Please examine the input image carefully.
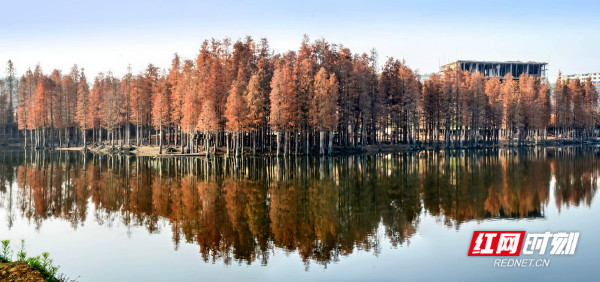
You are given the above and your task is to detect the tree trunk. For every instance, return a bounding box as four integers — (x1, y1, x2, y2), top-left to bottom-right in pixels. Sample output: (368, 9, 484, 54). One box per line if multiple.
(252, 131, 256, 156)
(361, 124, 366, 148)
(65, 127, 70, 148)
(226, 133, 230, 156)
(306, 129, 310, 155)
(319, 131, 325, 155)
(236, 132, 240, 158)
(328, 131, 334, 155)
(159, 125, 163, 155)
(276, 130, 282, 156)
(284, 131, 289, 156)
(83, 129, 87, 151)
(294, 130, 299, 155)
(205, 133, 211, 158)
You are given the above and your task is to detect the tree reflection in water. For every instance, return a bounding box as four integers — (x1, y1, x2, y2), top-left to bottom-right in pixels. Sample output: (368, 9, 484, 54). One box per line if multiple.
(0, 147, 597, 267)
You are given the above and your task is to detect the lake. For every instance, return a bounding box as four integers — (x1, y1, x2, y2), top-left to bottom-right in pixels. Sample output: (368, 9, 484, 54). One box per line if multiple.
(0, 147, 598, 281)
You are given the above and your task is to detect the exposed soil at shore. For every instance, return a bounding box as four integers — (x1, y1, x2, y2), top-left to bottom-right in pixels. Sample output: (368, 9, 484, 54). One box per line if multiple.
(0, 260, 45, 282)
(56, 145, 162, 156)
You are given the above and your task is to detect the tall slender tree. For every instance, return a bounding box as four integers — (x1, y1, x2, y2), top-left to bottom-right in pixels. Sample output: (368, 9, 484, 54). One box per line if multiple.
(310, 67, 339, 155)
(76, 70, 90, 149)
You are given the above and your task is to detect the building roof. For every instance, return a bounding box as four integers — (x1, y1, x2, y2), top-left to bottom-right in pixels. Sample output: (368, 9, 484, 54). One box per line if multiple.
(441, 60, 548, 69)
(446, 60, 547, 65)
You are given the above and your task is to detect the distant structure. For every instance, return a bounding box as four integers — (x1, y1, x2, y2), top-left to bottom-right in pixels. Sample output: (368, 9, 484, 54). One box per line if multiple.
(441, 60, 548, 80)
(565, 72, 600, 87)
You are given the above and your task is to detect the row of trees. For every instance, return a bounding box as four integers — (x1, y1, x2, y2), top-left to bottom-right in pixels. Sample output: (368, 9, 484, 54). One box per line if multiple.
(3, 36, 599, 155)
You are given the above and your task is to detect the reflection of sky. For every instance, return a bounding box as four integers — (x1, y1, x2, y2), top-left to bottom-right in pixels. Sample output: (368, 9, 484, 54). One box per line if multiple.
(1, 1, 599, 81)
(1, 176, 598, 281)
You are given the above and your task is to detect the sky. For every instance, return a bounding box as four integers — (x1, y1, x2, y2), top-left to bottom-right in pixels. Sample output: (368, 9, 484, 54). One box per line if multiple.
(1, 0, 598, 81)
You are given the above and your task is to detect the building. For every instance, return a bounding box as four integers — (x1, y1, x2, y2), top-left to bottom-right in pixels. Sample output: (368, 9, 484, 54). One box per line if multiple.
(441, 60, 548, 80)
(564, 72, 600, 87)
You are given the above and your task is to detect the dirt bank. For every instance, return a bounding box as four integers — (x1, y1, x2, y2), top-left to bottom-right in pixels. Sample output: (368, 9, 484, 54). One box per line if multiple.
(0, 260, 45, 282)
(56, 145, 161, 156)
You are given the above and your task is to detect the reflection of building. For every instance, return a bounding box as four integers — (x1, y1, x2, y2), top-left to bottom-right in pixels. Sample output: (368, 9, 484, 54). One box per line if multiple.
(441, 60, 548, 80)
(565, 72, 600, 87)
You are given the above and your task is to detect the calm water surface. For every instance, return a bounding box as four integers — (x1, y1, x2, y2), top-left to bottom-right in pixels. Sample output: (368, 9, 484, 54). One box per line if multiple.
(0, 148, 598, 281)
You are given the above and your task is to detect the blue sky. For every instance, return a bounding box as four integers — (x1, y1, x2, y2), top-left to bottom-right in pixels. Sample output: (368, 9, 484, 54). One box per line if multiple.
(1, 0, 598, 80)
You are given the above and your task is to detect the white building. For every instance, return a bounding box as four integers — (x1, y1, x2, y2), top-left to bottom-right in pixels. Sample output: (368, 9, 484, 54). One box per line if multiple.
(565, 72, 600, 87)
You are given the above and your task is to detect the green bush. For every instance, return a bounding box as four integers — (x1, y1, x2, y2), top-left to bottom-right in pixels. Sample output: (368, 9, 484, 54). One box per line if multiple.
(1, 240, 11, 261)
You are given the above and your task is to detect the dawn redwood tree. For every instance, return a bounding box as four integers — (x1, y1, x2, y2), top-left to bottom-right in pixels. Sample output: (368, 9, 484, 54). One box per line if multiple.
(352, 52, 378, 148)
(131, 65, 158, 146)
(569, 79, 584, 139)
(379, 58, 401, 144)
(294, 36, 316, 155)
(121, 66, 133, 147)
(230, 37, 255, 87)
(518, 74, 536, 144)
(485, 77, 503, 143)
(16, 69, 35, 148)
(422, 73, 443, 146)
(188, 41, 212, 154)
(197, 99, 219, 157)
(398, 61, 421, 147)
(143, 65, 159, 145)
(167, 54, 181, 146)
(280, 52, 301, 156)
(60, 65, 80, 147)
(441, 69, 458, 147)
(537, 79, 552, 141)
(336, 47, 356, 148)
(178, 59, 198, 153)
(310, 67, 339, 155)
(102, 74, 123, 148)
(553, 73, 572, 139)
(469, 72, 486, 147)
(456, 71, 472, 147)
(583, 77, 599, 138)
(197, 46, 225, 157)
(76, 70, 90, 149)
(32, 75, 50, 147)
(326, 72, 340, 153)
(152, 77, 171, 154)
(225, 79, 248, 157)
(245, 73, 268, 155)
(6, 60, 17, 137)
(255, 39, 274, 152)
(501, 74, 517, 145)
(89, 75, 105, 145)
(50, 69, 66, 147)
(269, 62, 285, 156)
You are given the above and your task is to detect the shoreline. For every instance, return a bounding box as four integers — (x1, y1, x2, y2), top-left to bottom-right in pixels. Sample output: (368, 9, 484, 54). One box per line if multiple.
(1, 138, 598, 157)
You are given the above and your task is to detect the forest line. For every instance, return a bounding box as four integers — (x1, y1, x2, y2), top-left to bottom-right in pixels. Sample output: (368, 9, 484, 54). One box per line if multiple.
(0, 36, 598, 156)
